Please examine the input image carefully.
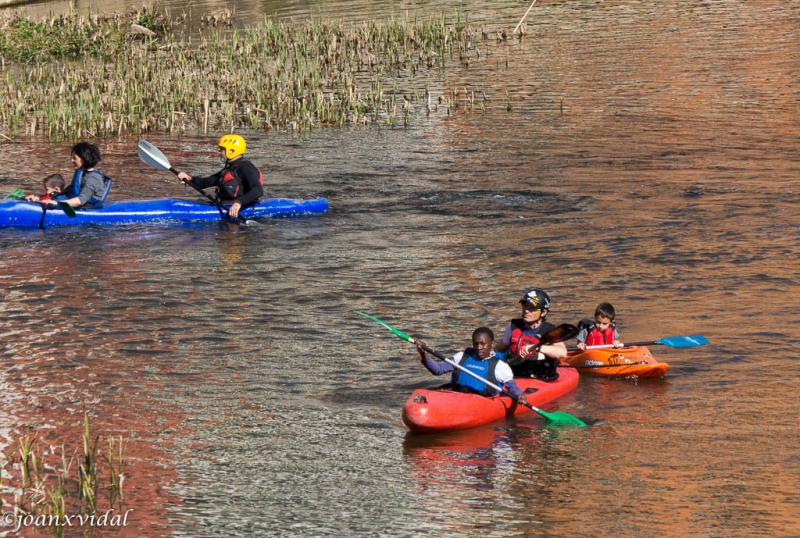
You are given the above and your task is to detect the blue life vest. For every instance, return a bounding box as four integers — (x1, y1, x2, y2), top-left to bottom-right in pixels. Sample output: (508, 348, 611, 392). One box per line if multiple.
(66, 169, 113, 208)
(451, 349, 500, 397)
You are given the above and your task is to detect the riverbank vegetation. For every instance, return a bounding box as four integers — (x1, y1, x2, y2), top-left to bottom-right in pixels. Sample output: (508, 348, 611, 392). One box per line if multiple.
(0, 3, 495, 140)
(1, 414, 126, 536)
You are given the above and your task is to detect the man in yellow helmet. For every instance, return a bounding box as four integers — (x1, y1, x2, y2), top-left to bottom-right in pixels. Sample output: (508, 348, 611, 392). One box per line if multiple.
(177, 135, 264, 218)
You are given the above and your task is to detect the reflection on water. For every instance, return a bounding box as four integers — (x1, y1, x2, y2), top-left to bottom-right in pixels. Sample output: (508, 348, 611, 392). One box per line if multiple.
(1, 0, 800, 536)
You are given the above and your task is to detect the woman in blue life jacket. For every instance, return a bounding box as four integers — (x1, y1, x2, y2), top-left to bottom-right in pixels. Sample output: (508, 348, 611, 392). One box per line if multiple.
(28, 142, 112, 209)
(415, 327, 529, 406)
(176, 134, 264, 219)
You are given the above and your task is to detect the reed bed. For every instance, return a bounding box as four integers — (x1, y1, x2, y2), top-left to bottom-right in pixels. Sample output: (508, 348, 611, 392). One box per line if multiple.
(0, 4, 489, 139)
(1, 413, 126, 535)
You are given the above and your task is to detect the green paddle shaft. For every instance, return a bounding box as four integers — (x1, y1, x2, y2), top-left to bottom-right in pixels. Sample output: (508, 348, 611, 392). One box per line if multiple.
(354, 311, 587, 427)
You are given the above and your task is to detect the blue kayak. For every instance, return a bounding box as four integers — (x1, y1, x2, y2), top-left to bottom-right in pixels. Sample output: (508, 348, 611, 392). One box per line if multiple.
(0, 197, 328, 227)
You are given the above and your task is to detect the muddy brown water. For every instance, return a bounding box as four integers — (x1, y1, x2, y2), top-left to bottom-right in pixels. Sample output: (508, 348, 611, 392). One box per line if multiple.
(1, 1, 799, 537)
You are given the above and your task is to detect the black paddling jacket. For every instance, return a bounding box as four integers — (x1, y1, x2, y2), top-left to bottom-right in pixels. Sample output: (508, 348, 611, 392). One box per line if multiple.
(190, 158, 264, 208)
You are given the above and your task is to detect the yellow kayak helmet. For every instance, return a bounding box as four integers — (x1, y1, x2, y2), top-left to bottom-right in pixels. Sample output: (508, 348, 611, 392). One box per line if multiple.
(218, 134, 246, 160)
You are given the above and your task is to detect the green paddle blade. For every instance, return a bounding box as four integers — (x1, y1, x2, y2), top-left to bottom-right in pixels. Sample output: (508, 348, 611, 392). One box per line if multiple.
(539, 410, 588, 427)
(4, 188, 24, 199)
(354, 311, 414, 343)
(57, 201, 77, 218)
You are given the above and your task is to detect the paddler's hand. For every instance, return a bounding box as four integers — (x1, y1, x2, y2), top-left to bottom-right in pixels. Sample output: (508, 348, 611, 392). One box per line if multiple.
(577, 342, 587, 350)
(520, 345, 546, 360)
(177, 171, 192, 184)
(229, 202, 242, 218)
(415, 340, 428, 362)
(25, 194, 41, 202)
(516, 394, 527, 406)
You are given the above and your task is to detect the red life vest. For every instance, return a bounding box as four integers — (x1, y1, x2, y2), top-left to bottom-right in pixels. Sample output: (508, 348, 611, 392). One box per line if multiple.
(508, 319, 554, 356)
(508, 319, 527, 356)
(586, 326, 615, 346)
(218, 166, 263, 200)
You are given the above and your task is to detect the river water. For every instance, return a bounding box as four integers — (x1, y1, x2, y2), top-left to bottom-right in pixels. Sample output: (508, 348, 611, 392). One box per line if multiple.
(1, 0, 799, 537)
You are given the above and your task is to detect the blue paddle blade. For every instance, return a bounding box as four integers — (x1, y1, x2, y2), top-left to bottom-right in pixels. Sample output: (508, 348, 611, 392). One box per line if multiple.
(656, 335, 708, 347)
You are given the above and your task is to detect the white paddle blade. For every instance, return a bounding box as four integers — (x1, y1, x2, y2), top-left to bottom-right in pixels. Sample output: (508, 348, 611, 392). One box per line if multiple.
(137, 140, 171, 171)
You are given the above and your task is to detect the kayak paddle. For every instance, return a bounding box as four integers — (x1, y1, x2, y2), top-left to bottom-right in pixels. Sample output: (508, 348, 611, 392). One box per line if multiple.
(537, 323, 579, 347)
(354, 311, 587, 427)
(38, 200, 76, 227)
(137, 139, 248, 223)
(571, 334, 709, 351)
(512, 322, 579, 361)
(57, 201, 77, 218)
(3, 189, 74, 221)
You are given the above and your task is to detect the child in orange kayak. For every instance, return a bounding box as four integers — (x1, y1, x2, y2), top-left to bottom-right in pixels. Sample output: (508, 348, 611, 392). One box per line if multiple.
(576, 302, 623, 350)
(25, 174, 65, 202)
(415, 327, 529, 405)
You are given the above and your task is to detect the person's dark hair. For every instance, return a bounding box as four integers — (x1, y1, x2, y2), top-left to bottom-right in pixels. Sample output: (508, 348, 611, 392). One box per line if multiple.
(43, 174, 65, 190)
(71, 142, 101, 169)
(595, 302, 616, 320)
(472, 326, 494, 342)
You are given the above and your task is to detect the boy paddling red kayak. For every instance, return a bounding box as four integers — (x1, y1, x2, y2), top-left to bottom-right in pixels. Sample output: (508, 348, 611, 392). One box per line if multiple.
(415, 327, 531, 406)
(354, 311, 586, 429)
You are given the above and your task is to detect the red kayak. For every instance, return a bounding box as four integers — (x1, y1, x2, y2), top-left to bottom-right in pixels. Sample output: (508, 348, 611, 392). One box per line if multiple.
(402, 365, 579, 433)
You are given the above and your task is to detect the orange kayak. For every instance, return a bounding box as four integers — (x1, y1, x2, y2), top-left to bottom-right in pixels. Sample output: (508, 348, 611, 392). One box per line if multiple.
(565, 346, 669, 378)
(402, 365, 579, 433)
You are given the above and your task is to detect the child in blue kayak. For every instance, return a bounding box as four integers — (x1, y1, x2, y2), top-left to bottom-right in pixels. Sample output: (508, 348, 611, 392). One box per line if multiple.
(415, 327, 529, 405)
(576, 302, 623, 350)
(28, 143, 112, 209)
(25, 174, 65, 202)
